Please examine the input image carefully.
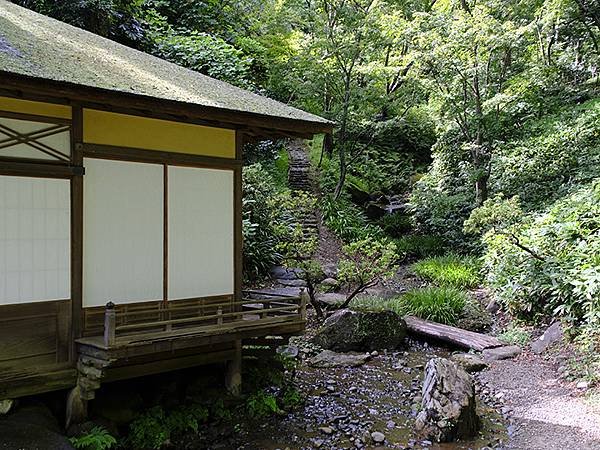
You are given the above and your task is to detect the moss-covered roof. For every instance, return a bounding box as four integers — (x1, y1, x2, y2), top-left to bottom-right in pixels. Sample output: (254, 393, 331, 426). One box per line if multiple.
(0, 1, 331, 132)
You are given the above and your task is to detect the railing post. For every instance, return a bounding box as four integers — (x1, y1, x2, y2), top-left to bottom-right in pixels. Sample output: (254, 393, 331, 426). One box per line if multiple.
(217, 307, 223, 326)
(104, 301, 116, 347)
(300, 288, 308, 321)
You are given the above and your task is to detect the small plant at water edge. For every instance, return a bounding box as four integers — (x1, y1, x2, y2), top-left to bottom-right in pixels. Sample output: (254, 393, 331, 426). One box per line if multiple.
(69, 426, 117, 450)
(246, 391, 281, 417)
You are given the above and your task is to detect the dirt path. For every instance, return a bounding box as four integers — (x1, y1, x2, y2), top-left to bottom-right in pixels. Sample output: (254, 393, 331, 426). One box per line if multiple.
(479, 353, 600, 450)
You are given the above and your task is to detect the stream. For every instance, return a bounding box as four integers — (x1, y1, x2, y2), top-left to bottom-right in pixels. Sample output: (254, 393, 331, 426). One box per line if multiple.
(234, 340, 507, 450)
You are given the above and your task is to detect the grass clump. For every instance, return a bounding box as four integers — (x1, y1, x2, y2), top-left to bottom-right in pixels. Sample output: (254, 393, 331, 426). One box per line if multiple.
(412, 254, 481, 288)
(351, 286, 468, 325)
(400, 287, 468, 324)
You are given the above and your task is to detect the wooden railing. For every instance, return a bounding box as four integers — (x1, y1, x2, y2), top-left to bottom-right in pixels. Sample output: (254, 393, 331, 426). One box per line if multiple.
(101, 290, 308, 347)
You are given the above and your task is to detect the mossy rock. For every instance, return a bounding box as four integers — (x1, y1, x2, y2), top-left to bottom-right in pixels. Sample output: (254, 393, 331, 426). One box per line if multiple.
(312, 309, 407, 352)
(456, 300, 492, 332)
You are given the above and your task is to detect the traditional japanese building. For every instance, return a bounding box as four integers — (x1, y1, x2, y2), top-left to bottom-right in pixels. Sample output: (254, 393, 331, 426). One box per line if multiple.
(0, 0, 331, 419)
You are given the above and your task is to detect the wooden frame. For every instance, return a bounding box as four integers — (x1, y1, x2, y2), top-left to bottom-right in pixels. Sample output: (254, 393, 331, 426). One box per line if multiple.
(0, 109, 72, 163)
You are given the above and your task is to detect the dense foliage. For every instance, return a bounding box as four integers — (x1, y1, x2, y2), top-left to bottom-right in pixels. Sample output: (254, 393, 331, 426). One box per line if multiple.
(242, 164, 282, 280)
(476, 182, 600, 328)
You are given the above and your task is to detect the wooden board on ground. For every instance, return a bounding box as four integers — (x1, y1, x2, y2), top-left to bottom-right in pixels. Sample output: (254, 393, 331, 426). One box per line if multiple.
(405, 316, 504, 351)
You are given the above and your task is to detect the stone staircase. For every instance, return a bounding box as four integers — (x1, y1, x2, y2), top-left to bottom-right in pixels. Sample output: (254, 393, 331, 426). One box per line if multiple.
(287, 140, 312, 192)
(287, 140, 319, 243)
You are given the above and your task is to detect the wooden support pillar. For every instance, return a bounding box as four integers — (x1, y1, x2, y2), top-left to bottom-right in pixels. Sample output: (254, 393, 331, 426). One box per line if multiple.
(67, 354, 113, 427)
(300, 288, 308, 321)
(65, 386, 87, 429)
(225, 340, 242, 396)
(103, 302, 116, 347)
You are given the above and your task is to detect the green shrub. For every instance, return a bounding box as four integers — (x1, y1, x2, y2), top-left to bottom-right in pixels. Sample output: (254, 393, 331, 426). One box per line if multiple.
(281, 386, 303, 410)
(568, 326, 600, 385)
(412, 254, 481, 288)
(242, 164, 282, 280)
(246, 391, 281, 418)
(128, 407, 168, 450)
(491, 98, 600, 208)
(149, 23, 252, 88)
(377, 212, 412, 237)
(321, 195, 383, 243)
(127, 405, 209, 449)
(351, 287, 467, 325)
(408, 137, 479, 251)
(70, 427, 116, 450)
(393, 235, 446, 259)
(337, 238, 399, 307)
(481, 180, 600, 326)
(498, 324, 532, 347)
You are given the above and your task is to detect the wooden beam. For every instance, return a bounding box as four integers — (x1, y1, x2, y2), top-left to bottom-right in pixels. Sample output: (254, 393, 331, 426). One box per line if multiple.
(0, 367, 76, 399)
(234, 131, 244, 310)
(404, 316, 504, 351)
(0, 160, 82, 178)
(103, 349, 236, 383)
(82, 143, 241, 169)
(71, 105, 84, 359)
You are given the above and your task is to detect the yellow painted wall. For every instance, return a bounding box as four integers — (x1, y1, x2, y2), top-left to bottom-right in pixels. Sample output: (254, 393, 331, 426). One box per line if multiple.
(0, 96, 71, 119)
(83, 109, 236, 159)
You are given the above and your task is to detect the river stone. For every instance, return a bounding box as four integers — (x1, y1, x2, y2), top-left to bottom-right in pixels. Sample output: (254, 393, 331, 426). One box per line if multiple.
(451, 353, 487, 373)
(312, 309, 407, 352)
(270, 265, 302, 280)
(276, 344, 299, 359)
(277, 278, 307, 287)
(321, 278, 339, 287)
(482, 345, 521, 362)
(371, 431, 386, 443)
(531, 322, 562, 354)
(415, 357, 480, 442)
(0, 400, 13, 415)
(309, 350, 370, 368)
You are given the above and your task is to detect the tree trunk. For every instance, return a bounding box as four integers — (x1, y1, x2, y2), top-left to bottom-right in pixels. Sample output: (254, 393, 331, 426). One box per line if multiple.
(307, 279, 324, 319)
(333, 74, 352, 200)
(475, 175, 488, 206)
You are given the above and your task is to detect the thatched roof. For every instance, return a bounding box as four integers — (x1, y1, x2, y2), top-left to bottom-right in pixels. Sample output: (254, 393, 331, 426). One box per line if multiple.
(0, 1, 332, 134)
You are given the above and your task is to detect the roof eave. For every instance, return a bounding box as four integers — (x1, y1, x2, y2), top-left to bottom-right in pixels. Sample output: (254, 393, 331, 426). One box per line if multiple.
(0, 71, 335, 138)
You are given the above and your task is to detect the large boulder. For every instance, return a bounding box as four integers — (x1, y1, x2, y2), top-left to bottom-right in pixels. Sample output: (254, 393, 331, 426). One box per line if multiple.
(0, 404, 74, 450)
(312, 309, 407, 352)
(531, 322, 563, 354)
(415, 357, 480, 442)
